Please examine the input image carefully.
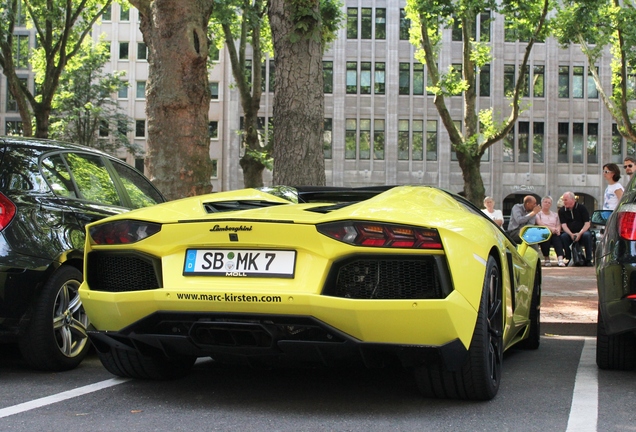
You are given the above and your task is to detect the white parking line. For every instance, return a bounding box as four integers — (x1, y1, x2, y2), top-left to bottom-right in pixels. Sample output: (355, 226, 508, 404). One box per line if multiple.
(0, 377, 129, 419)
(566, 338, 598, 432)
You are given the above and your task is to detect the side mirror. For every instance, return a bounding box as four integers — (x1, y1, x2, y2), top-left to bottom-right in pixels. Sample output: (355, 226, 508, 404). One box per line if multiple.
(591, 209, 612, 226)
(520, 225, 552, 244)
(517, 226, 551, 256)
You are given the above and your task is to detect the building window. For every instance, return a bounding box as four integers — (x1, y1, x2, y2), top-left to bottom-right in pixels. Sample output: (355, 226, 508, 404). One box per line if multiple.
(399, 63, 410, 95)
(136, 81, 146, 99)
(375, 8, 386, 40)
(412, 120, 424, 161)
(102, 5, 112, 21)
(135, 120, 146, 138)
(99, 120, 109, 137)
(533, 122, 544, 163)
(413, 63, 424, 95)
(533, 65, 545, 97)
(210, 82, 219, 100)
(573, 66, 584, 98)
(210, 45, 220, 62)
(244, 59, 252, 90)
(359, 119, 371, 159)
(374, 119, 385, 160)
(480, 11, 491, 42)
(521, 65, 530, 97)
(118, 82, 129, 99)
(323, 61, 333, 94)
(6, 78, 26, 112)
(588, 123, 598, 164)
(452, 18, 463, 41)
(119, 42, 129, 60)
(120, 4, 130, 21)
(427, 121, 438, 161)
(347, 8, 358, 39)
(518, 121, 530, 162)
(13, 34, 29, 69)
(374, 62, 385, 95)
(135, 158, 144, 172)
(558, 122, 569, 163)
(573, 122, 584, 163)
(5, 120, 23, 136)
(117, 119, 127, 136)
(137, 42, 147, 60)
(323, 118, 332, 159)
(588, 67, 598, 98)
(346, 62, 357, 94)
(398, 120, 409, 160)
(559, 66, 569, 98)
(211, 160, 218, 179)
(345, 119, 357, 159)
(503, 129, 514, 162)
(268, 59, 275, 92)
(504, 65, 515, 96)
(612, 124, 623, 163)
(399, 9, 410, 40)
(209, 121, 219, 139)
(361, 8, 372, 39)
(360, 62, 371, 94)
(480, 64, 490, 96)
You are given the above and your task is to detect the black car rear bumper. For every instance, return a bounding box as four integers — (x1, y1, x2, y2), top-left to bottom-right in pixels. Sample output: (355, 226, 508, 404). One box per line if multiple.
(87, 312, 469, 371)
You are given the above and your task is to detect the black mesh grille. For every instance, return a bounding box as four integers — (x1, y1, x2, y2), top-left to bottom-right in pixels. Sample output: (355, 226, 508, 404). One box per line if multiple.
(87, 252, 161, 292)
(324, 256, 448, 299)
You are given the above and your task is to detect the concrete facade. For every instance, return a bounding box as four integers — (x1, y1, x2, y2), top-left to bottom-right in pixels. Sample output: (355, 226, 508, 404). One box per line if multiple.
(1, 1, 632, 214)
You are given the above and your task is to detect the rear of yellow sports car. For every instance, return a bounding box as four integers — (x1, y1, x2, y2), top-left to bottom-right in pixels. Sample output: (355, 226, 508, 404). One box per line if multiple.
(79, 186, 541, 400)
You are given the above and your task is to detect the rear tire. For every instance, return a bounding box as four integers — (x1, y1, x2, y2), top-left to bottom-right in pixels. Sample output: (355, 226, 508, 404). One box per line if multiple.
(19, 266, 90, 371)
(414, 256, 503, 400)
(596, 307, 636, 370)
(96, 346, 196, 380)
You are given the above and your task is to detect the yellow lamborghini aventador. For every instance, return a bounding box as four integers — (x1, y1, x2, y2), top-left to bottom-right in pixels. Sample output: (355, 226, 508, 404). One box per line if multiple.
(79, 186, 549, 400)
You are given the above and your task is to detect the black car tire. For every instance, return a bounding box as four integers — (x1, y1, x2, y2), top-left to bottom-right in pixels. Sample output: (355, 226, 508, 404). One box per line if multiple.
(97, 346, 196, 380)
(596, 307, 636, 370)
(18, 266, 90, 371)
(414, 256, 503, 400)
(516, 265, 541, 350)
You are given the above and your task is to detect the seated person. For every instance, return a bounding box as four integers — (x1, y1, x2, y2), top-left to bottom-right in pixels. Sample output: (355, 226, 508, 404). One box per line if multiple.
(558, 191, 593, 266)
(506, 195, 541, 244)
(535, 196, 566, 266)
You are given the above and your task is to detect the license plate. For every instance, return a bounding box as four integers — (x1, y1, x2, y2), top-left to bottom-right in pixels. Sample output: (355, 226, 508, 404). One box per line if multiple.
(183, 249, 296, 278)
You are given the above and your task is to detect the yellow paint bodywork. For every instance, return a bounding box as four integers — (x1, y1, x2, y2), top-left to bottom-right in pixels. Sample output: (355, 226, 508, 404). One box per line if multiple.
(79, 186, 540, 350)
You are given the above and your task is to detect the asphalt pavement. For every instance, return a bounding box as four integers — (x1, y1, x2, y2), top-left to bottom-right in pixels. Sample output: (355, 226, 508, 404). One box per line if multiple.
(541, 264, 597, 336)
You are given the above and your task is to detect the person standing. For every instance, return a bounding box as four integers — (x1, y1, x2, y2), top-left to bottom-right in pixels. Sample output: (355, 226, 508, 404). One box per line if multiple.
(624, 156, 636, 180)
(482, 196, 504, 227)
(559, 191, 593, 266)
(507, 195, 541, 244)
(535, 196, 566, 267)
(602, 163, 624, 210)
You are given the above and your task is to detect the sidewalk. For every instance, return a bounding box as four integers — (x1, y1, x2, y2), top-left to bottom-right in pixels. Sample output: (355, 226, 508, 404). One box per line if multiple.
(541, 264, 597, 336)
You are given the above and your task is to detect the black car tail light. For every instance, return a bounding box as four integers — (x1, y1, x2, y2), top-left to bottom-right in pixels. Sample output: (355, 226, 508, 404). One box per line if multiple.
(89, 220, 161, 245)
(317, 221, 442, 249)
(0, 193, 16, 231)
(617, 209, 636, 240)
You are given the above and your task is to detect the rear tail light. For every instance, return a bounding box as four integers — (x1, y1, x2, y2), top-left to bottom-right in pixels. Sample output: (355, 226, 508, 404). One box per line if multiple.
(89, 220, 161, 245)
(0, 193, 16, 231)
(317, 221, 442, 249)
(617, 206, 636, 240)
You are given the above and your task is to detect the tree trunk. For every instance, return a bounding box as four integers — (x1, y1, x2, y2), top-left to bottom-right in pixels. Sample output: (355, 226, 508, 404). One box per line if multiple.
(268, 0, 326, 186)
(132, 0, 215, 200)
(456, 151, 485, 206)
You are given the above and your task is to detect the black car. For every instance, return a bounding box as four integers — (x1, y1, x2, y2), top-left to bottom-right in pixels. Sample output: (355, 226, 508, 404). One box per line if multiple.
(593, 178, 636, 370)
(0, 136, 164, 371)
